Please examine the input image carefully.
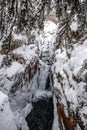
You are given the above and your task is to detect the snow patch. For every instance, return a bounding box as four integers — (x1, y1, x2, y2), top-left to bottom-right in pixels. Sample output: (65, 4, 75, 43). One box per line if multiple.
(6, 62, 24, 77)
(0, 55, 4, 66)
(0, 91, 17, 130)
(12, 33, 28, 44)
(52, 95, 59, 130)
(33, 90, 52, 100)
(13, 44, 38, 64)
(0, 91, 8, 106)
(70, 21, 78, 32)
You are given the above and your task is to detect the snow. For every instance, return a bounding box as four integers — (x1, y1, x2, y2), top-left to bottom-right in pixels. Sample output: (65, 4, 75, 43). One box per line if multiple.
(33, 90, 52, 100)
(6, 62, 24, 77)
(70, 21, 78, 32)
(43, 21, 57, 43)
(70, 14, 78, 32)
(0, 91, 17, 130)
(83, 39, 87, 45)
(44, 21, 57, 34)
(65, 87, 78, 108)
(22, 103, 32, 118)
(12, 32, 28, 44)
(0, 55, 4, 66)
(53, 38, 87, 116)
(14, 112, 29, 130)
(0, 91, 8, 106)
(54, 39, 87, 76)
(13, 44, 38, 64)
(81, 0, 84, 2)
(52, 95, 59, 130)
(71, 42, 87, 75)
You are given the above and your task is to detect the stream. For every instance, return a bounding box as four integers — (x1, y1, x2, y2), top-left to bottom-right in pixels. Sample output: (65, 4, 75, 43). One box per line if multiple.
(25, 21, 57, 130)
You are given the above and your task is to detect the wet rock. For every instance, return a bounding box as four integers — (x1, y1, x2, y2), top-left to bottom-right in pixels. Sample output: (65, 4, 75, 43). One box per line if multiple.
(45, 75, 51, 90)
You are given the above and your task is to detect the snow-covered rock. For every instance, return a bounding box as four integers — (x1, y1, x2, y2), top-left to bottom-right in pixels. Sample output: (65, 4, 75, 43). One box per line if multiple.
(70, 21, 78, 32)
(52, 38, 87, 129)
(6, 62, 24, 78)
(0, 91, 17, 130)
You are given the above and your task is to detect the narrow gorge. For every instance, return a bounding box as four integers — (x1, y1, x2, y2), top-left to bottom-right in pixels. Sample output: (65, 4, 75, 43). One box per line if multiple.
(0, 0, 87, 130)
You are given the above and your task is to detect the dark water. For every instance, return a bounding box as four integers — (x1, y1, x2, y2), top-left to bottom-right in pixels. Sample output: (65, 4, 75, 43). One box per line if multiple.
(26, 96, 54, 130)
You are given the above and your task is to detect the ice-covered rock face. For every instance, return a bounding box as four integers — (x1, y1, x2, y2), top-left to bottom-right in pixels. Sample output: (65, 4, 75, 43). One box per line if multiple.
(52, 39, 87, 130)
(0, 91, 17, 130)
(0, 38, 40, 130)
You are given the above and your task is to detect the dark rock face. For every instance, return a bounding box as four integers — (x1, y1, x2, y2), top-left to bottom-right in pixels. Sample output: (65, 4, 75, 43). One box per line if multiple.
(26, 96, 54, 130)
